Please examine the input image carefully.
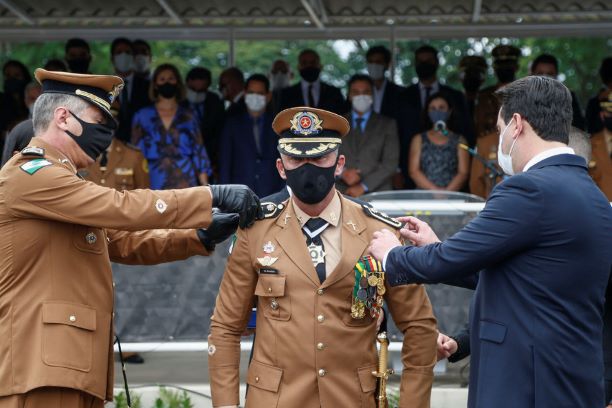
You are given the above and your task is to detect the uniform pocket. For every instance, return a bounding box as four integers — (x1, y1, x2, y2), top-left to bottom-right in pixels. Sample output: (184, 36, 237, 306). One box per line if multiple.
(357, 365, 377, 408)
(41, 301, 96, 372)
(254, 275, 291, 321)
(72, 225, 105, 255)
(246, 360, 283, 408)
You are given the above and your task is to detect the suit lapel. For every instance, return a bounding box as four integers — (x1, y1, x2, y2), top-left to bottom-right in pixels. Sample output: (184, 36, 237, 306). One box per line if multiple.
(275, 207, 321, 287)
(321, 198, 368, 289)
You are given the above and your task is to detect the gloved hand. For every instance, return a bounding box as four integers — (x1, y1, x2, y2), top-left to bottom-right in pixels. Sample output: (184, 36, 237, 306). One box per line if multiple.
(197, 212, 240, 251)
(209, 184, 263, 229)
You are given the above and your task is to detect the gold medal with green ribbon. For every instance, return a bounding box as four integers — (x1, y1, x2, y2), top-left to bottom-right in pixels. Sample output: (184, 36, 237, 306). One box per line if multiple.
(351, 255, 385, 319)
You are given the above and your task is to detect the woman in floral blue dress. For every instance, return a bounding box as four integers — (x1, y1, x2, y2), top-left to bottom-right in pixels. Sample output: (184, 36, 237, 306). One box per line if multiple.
(132, 63, 211, 189)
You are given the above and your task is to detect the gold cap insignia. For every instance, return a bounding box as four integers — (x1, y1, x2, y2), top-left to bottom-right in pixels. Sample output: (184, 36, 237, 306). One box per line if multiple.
(290, 111, 323, 136)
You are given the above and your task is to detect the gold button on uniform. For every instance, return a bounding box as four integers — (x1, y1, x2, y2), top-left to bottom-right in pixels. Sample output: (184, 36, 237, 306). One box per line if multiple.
(318, 369, 326, 377)
(255, 376, 260, 383)
(317, 342, 325, 350)
(267, 287, 272, 293)
(317, 289, 324, 295)
(317, 314, 325, 323)
(69, 315, 76, 322)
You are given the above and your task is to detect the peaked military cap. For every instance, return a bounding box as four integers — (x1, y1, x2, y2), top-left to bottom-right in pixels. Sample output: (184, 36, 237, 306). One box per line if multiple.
(459, 56, 487, 73)
(34, 68, 124, 126)
(272, 107, 350, 158)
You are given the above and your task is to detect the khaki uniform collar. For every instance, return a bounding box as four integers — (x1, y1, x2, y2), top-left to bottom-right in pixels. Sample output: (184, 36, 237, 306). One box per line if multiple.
(291, 190, 342, 228)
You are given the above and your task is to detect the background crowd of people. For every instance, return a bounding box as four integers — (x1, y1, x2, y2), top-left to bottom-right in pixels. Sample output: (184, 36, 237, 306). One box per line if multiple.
(0, 37, 611, 201)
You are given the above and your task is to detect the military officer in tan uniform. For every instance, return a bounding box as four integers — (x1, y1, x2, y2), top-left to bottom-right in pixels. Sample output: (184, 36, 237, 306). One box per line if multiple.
(208, 107, 438, 408)
(470, 45, 521, 197)
(589, 90, 612, 200)
(0, 69, 262, 408)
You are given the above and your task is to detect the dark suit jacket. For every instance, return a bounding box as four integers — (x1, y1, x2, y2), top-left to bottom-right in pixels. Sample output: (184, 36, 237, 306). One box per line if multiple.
(118, 75, 151, 143)
(586, 92, 605, 134)
(183, 92, 226, 171)
(605, 274, 612, 403)
(379, 81, 406, 122)
(277, 81, 345, 115)
(448, 324, 471, 363)
(218, 111, 284, 197)
(386, 154, 612, 408)
(337, 112, 399, 193)
(397, 83, 473, 188)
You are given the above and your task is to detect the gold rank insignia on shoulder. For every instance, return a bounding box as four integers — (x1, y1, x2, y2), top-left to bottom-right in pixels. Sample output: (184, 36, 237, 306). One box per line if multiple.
(362, 205, 402, 229)
(261, 201, 286, 219)
(290, 111, 323, 136)
(351, 255, 385, 320)
(21, 146, 45, 157)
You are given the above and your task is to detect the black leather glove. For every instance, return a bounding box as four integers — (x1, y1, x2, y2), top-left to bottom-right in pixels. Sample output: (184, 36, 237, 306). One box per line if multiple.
(197, 212, 240, 252)
(210, 184, 263, 229)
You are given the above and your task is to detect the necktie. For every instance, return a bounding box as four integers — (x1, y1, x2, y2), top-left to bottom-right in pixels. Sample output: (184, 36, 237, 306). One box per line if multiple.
(302, 218, 329, 284)
(355, 117, 364, 134)
(424, 86, 432, 108)
(119, 79, 129, 118)
(308, 84, 315, 107)
(253, 119, 262, 156)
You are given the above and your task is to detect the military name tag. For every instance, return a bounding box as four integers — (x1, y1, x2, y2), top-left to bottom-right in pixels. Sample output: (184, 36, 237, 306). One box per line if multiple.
(259, 268, 278, 275)
(115, 168, 134, 176)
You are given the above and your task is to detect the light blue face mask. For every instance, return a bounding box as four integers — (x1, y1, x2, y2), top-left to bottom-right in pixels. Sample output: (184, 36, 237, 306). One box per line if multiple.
(428, 109, 449, 125)
(497, 118, 517, 175)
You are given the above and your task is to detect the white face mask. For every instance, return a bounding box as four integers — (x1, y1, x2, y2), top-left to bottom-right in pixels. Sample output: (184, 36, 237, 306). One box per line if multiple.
(113, 53, 134, 73)
(186, 88, 206, 104)
(497, 118, 518, 175)
(269, 72, 291, 91)
(134, 55, 151, 73)
(367, 63, 386, 80)
(245, 93, 267, 112)
(352, 94, 373, 114)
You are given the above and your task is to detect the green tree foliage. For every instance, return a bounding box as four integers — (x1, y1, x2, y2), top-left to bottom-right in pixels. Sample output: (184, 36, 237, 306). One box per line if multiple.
(1, 37, 609, 107)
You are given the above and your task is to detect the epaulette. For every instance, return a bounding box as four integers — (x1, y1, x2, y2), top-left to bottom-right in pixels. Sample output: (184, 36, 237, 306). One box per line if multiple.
(261, 200, 288, 219)
(362, 205, 402, 229)
(20, 146, 45, 157)
(124, 142, 141, 151)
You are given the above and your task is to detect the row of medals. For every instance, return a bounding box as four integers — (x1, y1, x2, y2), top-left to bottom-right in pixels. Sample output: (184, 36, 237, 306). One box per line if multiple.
(351, 271, 385, 319)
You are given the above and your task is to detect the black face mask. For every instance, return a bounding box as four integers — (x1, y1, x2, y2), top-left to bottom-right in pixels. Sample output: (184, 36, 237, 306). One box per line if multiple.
(4, 78, 27, 94)
(67, 58, 90, 74)
(495, 67, 516, 84)
(462, 72, 483, 93)
(284, 162, 337, 204)
(157, 83, 178, 99)
(604, 116, 612, 132)
(65, 111, 114, 160)
(415, 62, 437, 80)
(299, 67, 321, 83)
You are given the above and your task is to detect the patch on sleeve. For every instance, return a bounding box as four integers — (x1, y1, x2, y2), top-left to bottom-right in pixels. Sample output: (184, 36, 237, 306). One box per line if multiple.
(208, 344, 217, 356)
(19, 159, 53, 175)
(155, 198, 168, 213)
(362, 205, 402, 229)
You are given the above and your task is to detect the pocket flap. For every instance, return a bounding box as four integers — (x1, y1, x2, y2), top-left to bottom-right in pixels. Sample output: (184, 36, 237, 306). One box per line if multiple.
(42, 302, 96, 331)
(247, 360, 283, 392)
(254, 275, 286, 297)
(357, 365, 377, 393)
(479, 320, 507, 344)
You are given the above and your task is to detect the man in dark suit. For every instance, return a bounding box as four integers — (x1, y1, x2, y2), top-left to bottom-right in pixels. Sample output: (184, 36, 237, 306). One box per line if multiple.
(605, 275, 612, 407)
(370, 76, 612, 407)
(337, 74, 398, 196)
(184, 67, 225, 178)
(219, 67, 246, 117)
(398, 45, 472, 188)
(219, 74, 284, 197)
(365, 45, 405, 121)
(109, 37, 151, 143)
(277, 49, 344, 115)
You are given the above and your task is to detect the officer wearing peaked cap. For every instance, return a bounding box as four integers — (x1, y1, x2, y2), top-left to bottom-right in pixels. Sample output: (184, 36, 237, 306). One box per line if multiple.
(0, 69, 263, 407)
(208, 107, 437, 408)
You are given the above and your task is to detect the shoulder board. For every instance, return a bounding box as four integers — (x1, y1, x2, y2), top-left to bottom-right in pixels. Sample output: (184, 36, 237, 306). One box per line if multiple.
(20, 146, 45, 157)
(362, 205, 402, 229)
(20, 158, 53, 175)
(261, 201, 288, 219)
(124, 142, 142, 151)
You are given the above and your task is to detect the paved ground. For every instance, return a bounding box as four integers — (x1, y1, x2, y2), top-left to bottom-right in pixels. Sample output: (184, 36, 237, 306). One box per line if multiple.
(111, 350, 470, 407)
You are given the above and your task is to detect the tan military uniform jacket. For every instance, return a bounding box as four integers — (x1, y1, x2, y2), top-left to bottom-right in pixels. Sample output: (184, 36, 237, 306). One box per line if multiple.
(589, 130, 612, 201)
(208, 193, 437, 408)
(0, 138, 213, 401)
(82, 138, 150, 190)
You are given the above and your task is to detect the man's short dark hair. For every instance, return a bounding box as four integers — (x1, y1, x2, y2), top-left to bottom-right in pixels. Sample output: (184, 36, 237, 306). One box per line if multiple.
(187, 67, 212, 82)
(347, 74, 374, 91)
(221, 67, 245, 85)
(43, 59, 68, 72)
(299, 49, 320, 61)
(65, 38, 90, 53)
(600, 57, 612, 85)
(132, 39, 152, 54)
(366, 45, 391, 65)
(496, 76, 572, 144)
(246, 73, 270, 92)
(532, 54, 558, 72)
(415, 45, 439, 62)
(110, 37, 132, 56)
